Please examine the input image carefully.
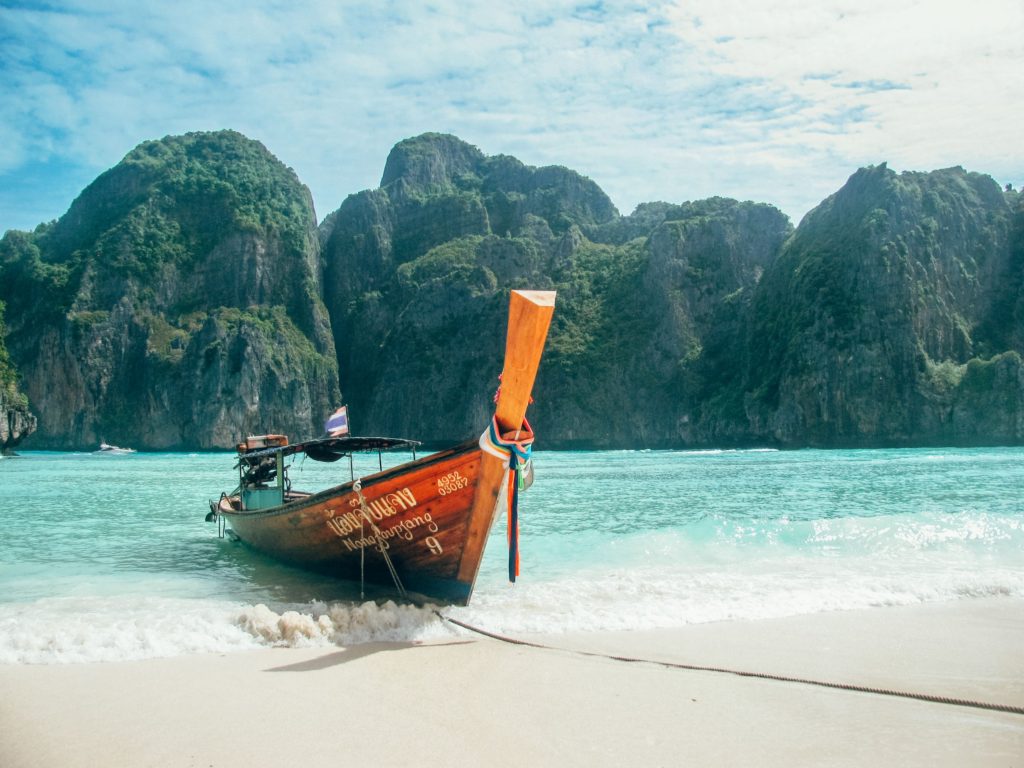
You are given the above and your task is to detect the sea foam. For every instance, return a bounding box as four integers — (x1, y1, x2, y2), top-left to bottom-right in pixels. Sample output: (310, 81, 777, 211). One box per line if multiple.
(3, 447, 1022, 663)
(0, 596, 447, 664)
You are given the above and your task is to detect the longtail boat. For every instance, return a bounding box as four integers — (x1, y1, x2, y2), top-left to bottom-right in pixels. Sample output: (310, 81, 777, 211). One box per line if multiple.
(207, 290, 555, 605)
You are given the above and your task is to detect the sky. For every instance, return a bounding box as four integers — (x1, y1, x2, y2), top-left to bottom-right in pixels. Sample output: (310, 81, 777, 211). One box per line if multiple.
(1, 0, 1022, 234)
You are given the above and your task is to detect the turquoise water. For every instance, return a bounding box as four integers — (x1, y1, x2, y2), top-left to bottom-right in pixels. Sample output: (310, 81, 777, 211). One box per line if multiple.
(1, 447, 1022, 662)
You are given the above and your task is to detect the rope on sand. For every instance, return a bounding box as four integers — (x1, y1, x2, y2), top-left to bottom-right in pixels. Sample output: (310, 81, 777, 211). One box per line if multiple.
(434, 611, 1024, 717)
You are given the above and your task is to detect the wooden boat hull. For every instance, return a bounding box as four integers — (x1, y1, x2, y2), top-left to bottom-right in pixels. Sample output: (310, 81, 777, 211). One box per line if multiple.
(217, 439, 500, 604)
(212, 289, 556, 605)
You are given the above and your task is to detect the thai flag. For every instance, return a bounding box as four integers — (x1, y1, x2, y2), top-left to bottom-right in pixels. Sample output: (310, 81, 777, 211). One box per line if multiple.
(325, 406, 349, 436)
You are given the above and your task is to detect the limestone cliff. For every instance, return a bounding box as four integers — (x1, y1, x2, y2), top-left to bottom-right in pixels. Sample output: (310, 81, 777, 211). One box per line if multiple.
(0, 385, 37, 453)
(533, 198, 791, 446)
(320, 134, 791, 445)
(3, 130, 1021, 450)
(319, 133, 621, 441)
(0, 300, 36, 452)
(0, 131, 339, 449)
(743, 164, 1023, 445)
(320, 138, 1020, 447)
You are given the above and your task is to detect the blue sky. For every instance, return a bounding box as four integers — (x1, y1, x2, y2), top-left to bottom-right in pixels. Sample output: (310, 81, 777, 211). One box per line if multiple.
(1, 0, 1022, 233)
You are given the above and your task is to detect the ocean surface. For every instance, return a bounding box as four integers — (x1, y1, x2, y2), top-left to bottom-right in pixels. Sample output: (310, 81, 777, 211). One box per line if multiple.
(1, 446, 1022, 663)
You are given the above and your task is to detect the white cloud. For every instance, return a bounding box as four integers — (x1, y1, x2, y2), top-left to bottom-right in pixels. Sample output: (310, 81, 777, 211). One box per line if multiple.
(661, 0, 1024, 209)
(1, 0, 1022, 232)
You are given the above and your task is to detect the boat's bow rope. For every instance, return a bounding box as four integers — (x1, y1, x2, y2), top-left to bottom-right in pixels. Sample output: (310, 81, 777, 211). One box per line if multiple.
(433, 612, 1024, 717)
(479, 416, 535, 582)
(353, 479, 406, 599)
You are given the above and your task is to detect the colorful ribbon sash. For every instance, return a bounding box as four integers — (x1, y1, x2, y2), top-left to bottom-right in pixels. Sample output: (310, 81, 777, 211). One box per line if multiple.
(478, 416, 534, 581)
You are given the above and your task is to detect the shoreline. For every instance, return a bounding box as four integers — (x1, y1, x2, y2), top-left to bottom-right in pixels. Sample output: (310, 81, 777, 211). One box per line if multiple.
(10, 441, 1024, 454)
(1, 597, 1021, 767)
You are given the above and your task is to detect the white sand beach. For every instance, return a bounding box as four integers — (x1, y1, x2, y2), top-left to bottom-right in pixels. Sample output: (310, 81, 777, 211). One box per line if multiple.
(1, 598, 1021, 767)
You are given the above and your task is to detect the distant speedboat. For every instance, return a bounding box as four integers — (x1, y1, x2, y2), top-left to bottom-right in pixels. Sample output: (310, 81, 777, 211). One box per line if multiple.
(95, 442, 136, 454)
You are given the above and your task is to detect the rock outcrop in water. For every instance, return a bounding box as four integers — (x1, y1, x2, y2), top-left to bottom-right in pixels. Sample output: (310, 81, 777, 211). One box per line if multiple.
(1, 132, 1021, 449)
(0, 300, 36, 453)
(0, 386, 35, 454)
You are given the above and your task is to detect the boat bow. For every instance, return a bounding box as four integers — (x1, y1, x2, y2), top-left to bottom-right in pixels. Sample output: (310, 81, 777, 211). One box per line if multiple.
(210, 289, 556, 606)
(457, 290, 556, 589)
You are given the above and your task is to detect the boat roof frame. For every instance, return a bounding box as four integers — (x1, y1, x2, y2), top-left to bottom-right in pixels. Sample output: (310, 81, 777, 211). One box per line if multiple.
(236, 436, 422, 466)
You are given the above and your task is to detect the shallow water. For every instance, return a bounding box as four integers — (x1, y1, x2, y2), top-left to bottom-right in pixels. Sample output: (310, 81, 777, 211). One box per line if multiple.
(1, 446, 1022, 662)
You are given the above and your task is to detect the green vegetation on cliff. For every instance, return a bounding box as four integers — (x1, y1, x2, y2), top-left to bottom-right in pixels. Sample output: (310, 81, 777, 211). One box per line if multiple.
(45, 131, 312, 274)
(2, 131, 1021, 448)
(0, 298, 37, 450)
(0, 301, 26, 407)
(742, 164, 1022, 445)
(321, 134, 791, 444)
(0, 130, 338, 449)
(321, 138, 1020, 446)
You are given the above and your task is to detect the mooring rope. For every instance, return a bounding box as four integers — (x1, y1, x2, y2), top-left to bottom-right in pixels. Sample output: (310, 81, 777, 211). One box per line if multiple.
(434, 612, 1024, 717)
(353, 479, 406, 598)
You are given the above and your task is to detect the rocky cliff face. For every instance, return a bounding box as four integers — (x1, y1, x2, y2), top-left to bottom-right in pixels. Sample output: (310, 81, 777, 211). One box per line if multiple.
(0, 301, 36, 452)
(320, 139, 1020, 448)
(320, 134, 791, 445)
(319, 133, 622, 441)
(743, 164, 1023, 445)
(528, 198, 791, 447)
(3, 131, 1020, 449)
(0, 131, 339, 449)
(0, 388, 36, 452)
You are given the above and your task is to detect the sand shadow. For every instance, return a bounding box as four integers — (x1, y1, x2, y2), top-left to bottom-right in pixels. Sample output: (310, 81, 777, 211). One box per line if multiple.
(264, 640, 473, 672)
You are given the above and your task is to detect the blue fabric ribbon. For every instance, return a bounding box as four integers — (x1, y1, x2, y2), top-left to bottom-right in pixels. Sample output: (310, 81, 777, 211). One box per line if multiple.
(479, 416, 534, 582)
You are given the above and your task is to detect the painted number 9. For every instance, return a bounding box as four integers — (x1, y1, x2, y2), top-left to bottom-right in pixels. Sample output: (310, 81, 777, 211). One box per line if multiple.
(425, 536, 443, 555)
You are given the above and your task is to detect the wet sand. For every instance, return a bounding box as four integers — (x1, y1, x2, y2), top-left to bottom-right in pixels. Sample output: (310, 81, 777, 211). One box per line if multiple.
(1, 598, 1021, 767)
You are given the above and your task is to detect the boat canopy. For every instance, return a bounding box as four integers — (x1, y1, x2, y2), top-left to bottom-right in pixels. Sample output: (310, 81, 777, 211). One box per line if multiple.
(236, 436, 421, 466)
